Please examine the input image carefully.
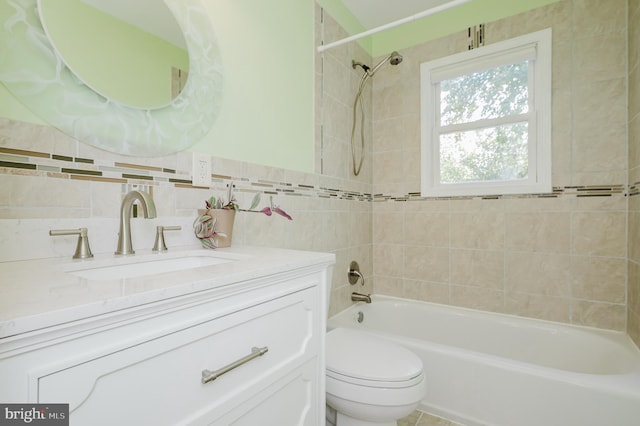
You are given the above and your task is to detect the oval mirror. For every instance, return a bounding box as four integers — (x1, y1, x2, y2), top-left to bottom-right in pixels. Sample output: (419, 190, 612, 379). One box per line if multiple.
(38, 0, 190, 110)
(0, 0, 223, 157)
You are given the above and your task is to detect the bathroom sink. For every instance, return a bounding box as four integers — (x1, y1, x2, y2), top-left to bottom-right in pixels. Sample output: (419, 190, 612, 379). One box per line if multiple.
(65, 252, 238, 281)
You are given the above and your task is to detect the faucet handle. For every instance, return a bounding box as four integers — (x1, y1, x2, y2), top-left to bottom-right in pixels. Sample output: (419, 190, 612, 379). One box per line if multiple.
(152, 225, 182, 252)
(49, 228, 94, 259)
(348, 261, 365, 286)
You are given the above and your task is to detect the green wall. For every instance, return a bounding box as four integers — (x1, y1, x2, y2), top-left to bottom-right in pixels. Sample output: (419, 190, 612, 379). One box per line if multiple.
(192, 0, 315, 172)
(317, 0, 561, 57)
(0, 0, 315, 172)
(40, 0, 188, 109)
(1, 0, 558, 173)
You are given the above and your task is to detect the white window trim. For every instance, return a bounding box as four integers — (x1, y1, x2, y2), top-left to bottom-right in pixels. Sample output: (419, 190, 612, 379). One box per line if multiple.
(420, 28, 552, 197)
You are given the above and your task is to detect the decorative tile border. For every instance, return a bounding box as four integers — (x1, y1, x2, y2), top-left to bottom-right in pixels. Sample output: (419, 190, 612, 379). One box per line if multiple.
(374, 185, 628, 202)
(0, 146, 633, 202)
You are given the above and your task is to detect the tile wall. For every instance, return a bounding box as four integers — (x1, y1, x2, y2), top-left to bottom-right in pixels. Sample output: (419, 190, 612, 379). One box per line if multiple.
(370, 0, 631, 330)
(315, 4, 375, 313)
(628, 0, 640, 346)
(0, 116, 372, 316)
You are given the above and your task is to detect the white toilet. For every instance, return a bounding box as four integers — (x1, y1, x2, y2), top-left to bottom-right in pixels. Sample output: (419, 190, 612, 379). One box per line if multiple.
(325, 327, 427, 426)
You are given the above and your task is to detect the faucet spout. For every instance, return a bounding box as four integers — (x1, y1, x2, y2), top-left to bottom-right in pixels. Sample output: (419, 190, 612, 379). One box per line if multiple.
(115, 190, 157, 255)
(351, 292, 371, 303)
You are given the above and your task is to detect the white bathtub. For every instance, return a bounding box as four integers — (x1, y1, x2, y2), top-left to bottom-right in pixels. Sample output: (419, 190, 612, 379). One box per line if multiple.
(327, 295, 640, 426)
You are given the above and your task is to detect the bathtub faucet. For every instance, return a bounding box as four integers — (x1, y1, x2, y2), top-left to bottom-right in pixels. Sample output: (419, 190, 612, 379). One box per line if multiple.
(351, 292, 371, 303)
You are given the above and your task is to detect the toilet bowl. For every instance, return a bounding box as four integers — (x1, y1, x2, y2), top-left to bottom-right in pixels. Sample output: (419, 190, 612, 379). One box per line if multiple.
(325, 327, 427, 426)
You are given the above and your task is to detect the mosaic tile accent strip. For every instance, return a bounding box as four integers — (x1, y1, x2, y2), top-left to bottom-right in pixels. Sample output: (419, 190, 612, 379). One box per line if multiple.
(374, 185, 628, 202)
(0, 145, 632, 201)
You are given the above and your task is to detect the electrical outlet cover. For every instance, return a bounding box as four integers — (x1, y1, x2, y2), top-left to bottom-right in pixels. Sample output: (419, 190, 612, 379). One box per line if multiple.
(192, 152, 211, 187)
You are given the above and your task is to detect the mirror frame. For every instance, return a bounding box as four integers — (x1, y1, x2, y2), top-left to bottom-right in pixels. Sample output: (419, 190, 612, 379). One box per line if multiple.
(0, 0, 223, 157)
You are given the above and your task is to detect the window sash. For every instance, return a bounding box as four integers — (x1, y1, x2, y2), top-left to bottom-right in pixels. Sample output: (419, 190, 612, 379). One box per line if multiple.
(421, 28, 551, 197)
(433, 114, 537, 187)
(429, 44, 537, 83)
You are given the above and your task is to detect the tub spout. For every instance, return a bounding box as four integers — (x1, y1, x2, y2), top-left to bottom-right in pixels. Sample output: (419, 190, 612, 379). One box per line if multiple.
(351, 292, 371, 303)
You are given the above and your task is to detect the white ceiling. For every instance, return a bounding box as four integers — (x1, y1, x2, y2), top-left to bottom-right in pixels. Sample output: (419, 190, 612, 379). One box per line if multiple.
(341, 0, 462, 29)
(80, 0, 186, 48)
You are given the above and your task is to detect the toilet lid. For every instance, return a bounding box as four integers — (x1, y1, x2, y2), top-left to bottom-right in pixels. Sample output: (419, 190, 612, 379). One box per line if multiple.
(326, 328, 423, 384)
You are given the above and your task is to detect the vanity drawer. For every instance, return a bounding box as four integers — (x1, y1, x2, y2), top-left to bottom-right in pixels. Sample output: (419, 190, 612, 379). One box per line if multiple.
(37, 286, 320, 425)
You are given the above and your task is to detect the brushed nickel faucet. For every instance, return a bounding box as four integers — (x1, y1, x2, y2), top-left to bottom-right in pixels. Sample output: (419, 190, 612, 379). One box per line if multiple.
(351, 292, 372, 303)
(49, 227, 94, 259)
(115, 190, 157, 255)
(348, 260, 371, 303)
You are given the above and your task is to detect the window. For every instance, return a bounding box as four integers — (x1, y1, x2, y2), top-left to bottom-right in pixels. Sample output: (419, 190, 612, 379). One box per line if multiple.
(420, 29, 552, 197)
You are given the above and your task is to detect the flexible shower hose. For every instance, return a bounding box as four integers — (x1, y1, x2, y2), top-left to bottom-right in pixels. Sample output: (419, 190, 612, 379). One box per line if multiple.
(350, 72, 370, 176)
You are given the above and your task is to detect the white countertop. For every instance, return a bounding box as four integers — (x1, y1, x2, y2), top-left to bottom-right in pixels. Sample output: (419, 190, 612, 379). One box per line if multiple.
(0, 246, 335, 339)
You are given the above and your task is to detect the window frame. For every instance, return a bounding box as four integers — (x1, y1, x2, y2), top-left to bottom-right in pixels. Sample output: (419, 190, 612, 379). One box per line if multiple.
(420, 28, 552, 197)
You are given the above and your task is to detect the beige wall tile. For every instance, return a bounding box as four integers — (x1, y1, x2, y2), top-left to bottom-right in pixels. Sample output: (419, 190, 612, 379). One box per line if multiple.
(571, 300, 626, 331)
(348, 209, 372, 247)
(373, 113, 419, 153)
(572, 195, 626, 212)
(403, 212, 449, 247)
(572, 211, 626, 256)
(630, 63, 640, 125)
(450, 249, 504, 289)
(630, 1, 640, 346)
(552, 42, 573, 89)
(572, 256, 626, 303)
(450, 285, 504, 312)
(374, 243, 404, 277)
(573, 32, 627, 82)
(505, 212, 570, 253)
(505, 252, 571, 296)
(630, 312, 640, 349)
(0, 174, 90, 210)
(92, 181, 128, 218)
(630, 116, 640, 171)
(630, 3, 640, 78)
(405, 245, 449, 283)
(374, 211, 404, 244)
(450, 212, 505, 250)
(504, 195, 571, 212)
(403, 279, 450, 304)
(505, 292, 570, 323)
(630, 261, 640, 316)
(374, 276, 404, 298)
(374, 150, 406, 184)
(551, 88, 573, 186)
(404, 198, 450, 213)
(450, 198, 503, 213)
(572, 0, 627, 37)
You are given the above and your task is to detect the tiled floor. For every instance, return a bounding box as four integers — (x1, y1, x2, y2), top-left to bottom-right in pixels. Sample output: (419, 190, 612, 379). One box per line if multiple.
(399, 410, 466, 426)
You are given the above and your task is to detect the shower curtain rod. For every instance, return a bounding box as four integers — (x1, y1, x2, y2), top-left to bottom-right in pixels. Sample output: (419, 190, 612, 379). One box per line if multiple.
(317, 0, 471, 53)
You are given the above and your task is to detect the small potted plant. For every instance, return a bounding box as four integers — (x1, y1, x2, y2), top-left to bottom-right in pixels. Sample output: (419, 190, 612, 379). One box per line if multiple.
(194, 185, 237, 248)
(194, 184, 292, 249)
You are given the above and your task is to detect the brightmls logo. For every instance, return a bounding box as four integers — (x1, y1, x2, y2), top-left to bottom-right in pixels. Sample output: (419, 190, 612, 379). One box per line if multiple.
(0, 404, 68, 425)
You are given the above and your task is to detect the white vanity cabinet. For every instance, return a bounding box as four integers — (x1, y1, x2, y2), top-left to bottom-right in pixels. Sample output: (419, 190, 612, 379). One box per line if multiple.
(0, 248, 333, 426)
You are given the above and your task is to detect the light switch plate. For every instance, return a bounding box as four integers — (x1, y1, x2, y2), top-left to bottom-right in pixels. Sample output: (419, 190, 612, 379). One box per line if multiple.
(192, 152, 211, 187)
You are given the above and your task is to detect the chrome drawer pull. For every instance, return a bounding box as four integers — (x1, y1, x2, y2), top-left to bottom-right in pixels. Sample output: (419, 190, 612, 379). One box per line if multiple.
(201, 346, 269, 384)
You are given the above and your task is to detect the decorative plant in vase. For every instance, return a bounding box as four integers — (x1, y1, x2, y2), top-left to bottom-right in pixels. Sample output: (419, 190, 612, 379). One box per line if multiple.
(193, 185, 292, 249)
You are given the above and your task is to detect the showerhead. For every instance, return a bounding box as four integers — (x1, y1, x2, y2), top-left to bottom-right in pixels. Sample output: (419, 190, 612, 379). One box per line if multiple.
(369, 51, 403, 76)
(389, 51, 403, 65)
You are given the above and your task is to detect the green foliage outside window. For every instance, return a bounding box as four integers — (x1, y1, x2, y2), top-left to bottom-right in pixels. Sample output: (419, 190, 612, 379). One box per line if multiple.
(438, 61, 530, 183)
